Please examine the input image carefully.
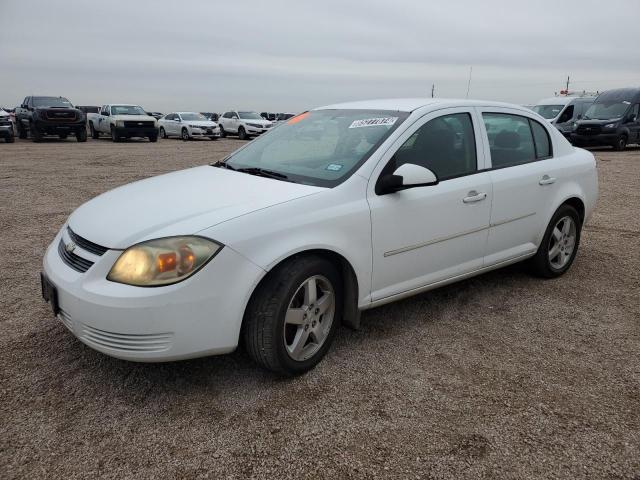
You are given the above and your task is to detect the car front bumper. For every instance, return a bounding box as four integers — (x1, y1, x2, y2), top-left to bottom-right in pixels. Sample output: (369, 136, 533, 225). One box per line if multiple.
(114, 127, 159, 138)
(0, 125, 13, 137)
(42, 227, 265, 362)
(190, 128, 220, 138)
(246, 127, 272, 135)
(570, 133, 618, 147)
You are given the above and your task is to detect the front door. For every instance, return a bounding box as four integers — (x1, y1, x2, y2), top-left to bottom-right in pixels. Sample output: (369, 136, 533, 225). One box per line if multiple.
(368, 108, 492, 302)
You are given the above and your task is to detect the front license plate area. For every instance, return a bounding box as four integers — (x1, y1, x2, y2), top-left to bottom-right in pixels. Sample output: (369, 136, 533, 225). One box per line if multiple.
(40, 272, 60, 316)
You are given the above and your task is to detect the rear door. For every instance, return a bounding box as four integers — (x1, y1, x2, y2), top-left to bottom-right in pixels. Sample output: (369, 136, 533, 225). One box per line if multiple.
(478, 108, 560, 265)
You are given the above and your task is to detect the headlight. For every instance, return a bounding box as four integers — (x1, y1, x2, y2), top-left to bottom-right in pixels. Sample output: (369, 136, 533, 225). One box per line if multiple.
(116, 120, 125, 128)
(189, 124, 201, 129)
(604, 123, 618, 129)
(107, 236, 222, 287)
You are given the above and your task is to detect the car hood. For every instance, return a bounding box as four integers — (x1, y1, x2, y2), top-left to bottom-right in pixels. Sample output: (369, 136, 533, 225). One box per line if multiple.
(68, 166, 324, 249)
(112, 114, 156, 122)
(187, 121, 218, 127)
(242, 119, 272, 126)
(578, 118, 621, 125)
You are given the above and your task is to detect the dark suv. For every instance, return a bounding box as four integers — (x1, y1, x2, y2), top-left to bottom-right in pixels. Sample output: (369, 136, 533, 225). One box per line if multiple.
(571, 88, 640, 151)
(15, 96, 87, 142)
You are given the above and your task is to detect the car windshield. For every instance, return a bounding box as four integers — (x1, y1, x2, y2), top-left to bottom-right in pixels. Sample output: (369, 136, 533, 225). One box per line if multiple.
(180, 113, 206, 121)
(583, 101, 629, 120)
(33, 97, 73, 108)
(532, 104, 564, 119)
(223, 109, 408, 187)
(238, 112, 263, 120)
(111, 105, 147, 115)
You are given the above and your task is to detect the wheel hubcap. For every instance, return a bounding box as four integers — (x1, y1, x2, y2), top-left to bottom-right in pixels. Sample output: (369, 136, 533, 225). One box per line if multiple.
(548, 215, 576, 269)
(284, 275, 335, 361)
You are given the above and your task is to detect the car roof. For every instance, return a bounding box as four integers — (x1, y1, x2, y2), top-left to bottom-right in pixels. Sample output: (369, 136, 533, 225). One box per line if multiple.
(313, 98, 528, 113)
(536, 96, 595, 106)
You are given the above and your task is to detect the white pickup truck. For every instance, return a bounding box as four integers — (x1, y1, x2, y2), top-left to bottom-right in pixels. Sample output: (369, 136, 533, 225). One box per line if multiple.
(87, 104, 159, 142)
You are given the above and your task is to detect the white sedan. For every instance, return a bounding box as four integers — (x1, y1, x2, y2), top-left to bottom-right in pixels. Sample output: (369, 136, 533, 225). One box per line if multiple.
(41, 98, 598, 375)
(158, 112, 220, 140)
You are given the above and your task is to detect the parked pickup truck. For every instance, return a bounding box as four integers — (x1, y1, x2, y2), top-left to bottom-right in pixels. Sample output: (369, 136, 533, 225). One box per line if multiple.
(88, 104, 158, 142)
(15, 96, 87, 142)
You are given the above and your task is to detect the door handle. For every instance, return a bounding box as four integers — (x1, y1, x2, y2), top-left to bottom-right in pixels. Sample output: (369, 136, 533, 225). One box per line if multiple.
(463, 191, 487, 203)
(539, 175, 556, 185)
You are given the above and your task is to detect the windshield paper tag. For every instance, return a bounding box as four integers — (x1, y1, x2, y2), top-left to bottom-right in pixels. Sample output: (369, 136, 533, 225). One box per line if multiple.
(326, 163, 343, 171)
(349, 117, 398, 129)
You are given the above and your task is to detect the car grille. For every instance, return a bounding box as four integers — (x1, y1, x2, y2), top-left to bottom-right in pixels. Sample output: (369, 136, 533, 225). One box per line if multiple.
(576, 125, 602, 136)
(58, 239, 94, 273)
(123, 121, 155, 128)
(45, 110, 77, 121)
(67, 227, 108, 256)
(79, 323, 173, 353)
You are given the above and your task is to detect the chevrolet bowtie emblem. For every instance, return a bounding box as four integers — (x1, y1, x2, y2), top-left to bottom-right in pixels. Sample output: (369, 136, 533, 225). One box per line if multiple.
(65, 242, 76, 253)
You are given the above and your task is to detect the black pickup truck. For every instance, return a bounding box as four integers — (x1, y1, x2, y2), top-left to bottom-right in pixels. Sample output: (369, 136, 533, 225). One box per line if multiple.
(15, 96, 87, 142)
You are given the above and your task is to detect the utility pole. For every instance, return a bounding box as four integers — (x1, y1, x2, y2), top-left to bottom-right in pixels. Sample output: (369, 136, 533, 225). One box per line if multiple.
(431, 84, 435, 98)
(466, 66, 473, 99)
(566, 75, 570, 92)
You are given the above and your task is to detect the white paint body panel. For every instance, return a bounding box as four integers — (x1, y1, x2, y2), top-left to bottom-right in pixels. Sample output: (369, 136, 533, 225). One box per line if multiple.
(43, 98, 598, 362)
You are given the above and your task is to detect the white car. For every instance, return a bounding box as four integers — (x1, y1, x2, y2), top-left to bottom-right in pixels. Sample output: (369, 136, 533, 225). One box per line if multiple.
(41, 98, 598, 375)
(87, 104, 159, 142)
(158, 112, 220, 141)
(218, 110, 273, 139)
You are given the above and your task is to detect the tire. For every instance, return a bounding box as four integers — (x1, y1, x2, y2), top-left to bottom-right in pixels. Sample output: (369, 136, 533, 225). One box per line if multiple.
(159, 127, 167, 139)
(238, 126, 248, 140)
(149, 134, 158, 143)
(613, 135, 627, 151)
(5, 133, 15, 143)
(18, 121, 27, 139)
(529, 204, 582, 278)
(31, 123, 43, 142)
(219, 125, 226, 138)
(181, 128, 190, 141)
(243, 255, 343, 375)
(110, 126, 120, 142)
(90, 123, 99, 139)
(76, 128, 87, 142)
(58, 133, 68, 140)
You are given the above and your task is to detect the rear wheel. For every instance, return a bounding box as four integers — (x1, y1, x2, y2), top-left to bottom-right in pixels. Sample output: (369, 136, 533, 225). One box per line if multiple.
(243, 255, 342, 375)
(530, 204, 581, 278)
(613, 135, 627, 151)
(181, 128, 190, 141)
(90, 122, 99, 139)
(238, 126, 248, 140)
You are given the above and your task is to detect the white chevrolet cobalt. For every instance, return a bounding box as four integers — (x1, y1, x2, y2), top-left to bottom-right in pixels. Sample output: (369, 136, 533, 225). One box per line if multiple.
(41, 99, 598, 375)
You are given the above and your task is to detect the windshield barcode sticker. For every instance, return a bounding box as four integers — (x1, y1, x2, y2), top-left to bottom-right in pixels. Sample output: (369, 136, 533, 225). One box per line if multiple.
(349, 117, 398, 128)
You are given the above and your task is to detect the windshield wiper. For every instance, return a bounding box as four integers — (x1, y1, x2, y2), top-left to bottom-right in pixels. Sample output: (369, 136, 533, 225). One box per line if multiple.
(236, 167, 289, 181)
(211, 160, 235, 170)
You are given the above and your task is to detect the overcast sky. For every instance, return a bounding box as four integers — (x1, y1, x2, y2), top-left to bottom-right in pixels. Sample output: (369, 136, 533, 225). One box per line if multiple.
(1, 0, 638, 113)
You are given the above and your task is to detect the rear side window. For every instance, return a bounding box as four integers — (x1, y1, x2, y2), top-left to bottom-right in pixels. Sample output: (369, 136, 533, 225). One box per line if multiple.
(483, 113, 552, 168)
(391, 112, 477, 180)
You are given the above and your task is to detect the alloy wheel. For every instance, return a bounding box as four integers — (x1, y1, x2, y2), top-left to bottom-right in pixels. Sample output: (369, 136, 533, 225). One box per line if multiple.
(548, 215, 576, 270)
(283, 275, 335, 361)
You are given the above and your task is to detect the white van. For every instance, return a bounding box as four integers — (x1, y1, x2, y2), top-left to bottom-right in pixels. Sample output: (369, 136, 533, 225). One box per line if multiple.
(532, 96, 595, 138)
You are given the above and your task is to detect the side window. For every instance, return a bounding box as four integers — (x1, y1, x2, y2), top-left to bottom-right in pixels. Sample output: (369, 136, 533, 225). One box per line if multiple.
(390, 112, 477, 180)
(23, 97, 29, 107)
(222, 112, 231, 119)
(483, 113, 536, 168)
(27, 97, 32, 107)
(530, 120, 552, 159)
(559, 105, 574, 123)
(631, 104, 639, 119)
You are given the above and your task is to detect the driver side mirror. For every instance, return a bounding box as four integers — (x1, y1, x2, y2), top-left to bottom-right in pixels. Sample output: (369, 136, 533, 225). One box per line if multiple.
(627, 113, 637, 123)
(102, 111, 109, 116)
(377, 163, 438, 195)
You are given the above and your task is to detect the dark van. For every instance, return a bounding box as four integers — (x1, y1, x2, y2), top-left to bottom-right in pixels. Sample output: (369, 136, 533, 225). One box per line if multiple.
(571, 88, 640, 150)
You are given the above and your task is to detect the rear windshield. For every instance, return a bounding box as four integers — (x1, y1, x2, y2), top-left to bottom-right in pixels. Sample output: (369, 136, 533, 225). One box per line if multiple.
(33, 97, 73, 108)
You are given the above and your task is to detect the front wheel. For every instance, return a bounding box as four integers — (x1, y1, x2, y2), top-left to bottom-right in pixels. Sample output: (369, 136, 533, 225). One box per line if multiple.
(529, 204, 581, 278)
(5, 133, 15, 143)
(18, 122, 27, 139)
(149, 134, 158, 142)
(90, 122, 99, 139)
(76, 129, 87, 142)
(31, 124, 43, 142)
(219, 125, 226, 138)
(238, 126, 248, 140)
(159, 127, 167, 139)
(613, 135, 627, 151)
(243, 255, 342, 375)
(110, 126, 120, 142)
(181, 128, 190, 141)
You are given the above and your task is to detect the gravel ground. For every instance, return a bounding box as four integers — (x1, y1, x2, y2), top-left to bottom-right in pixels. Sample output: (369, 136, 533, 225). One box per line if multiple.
(1, 137, 639, 479)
